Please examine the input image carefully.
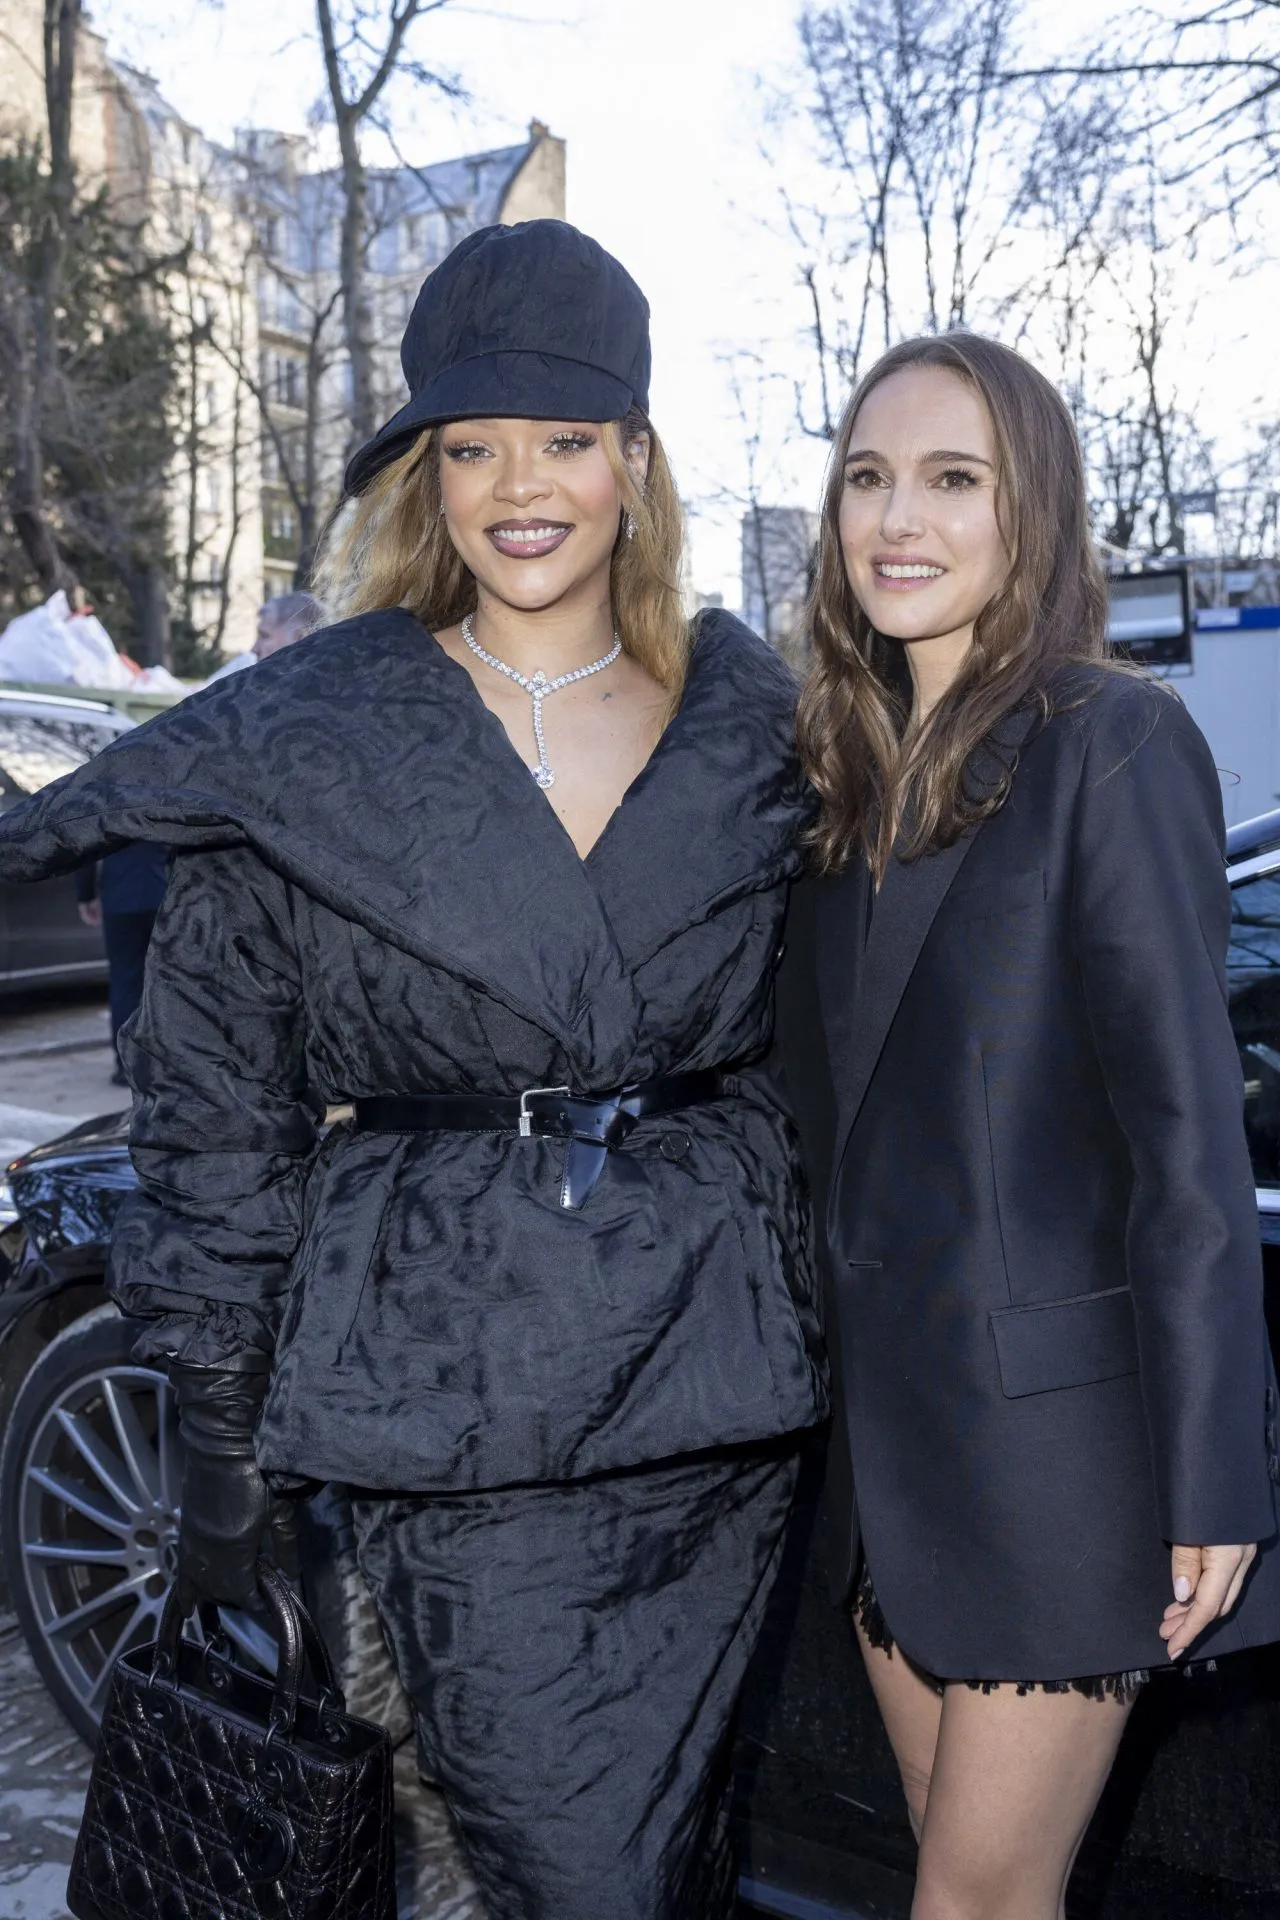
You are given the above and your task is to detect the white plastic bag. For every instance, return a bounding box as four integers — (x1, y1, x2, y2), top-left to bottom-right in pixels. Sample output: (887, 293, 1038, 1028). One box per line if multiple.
(0, 590, 135, 688)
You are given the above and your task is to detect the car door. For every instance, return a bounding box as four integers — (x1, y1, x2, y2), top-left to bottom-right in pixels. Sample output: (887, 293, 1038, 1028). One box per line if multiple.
(0, 709, 121, 987)
(1227, 855, 1280, 1228)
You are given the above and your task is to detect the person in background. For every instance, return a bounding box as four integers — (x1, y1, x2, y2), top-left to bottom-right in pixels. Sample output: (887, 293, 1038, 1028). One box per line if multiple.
(207, 591, 324, 679)
(255, 591, 324, 658)
(76, 843, 169, 1084)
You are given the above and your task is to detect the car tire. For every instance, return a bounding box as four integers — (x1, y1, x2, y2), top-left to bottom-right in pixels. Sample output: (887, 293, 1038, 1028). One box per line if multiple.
(0, 1302, 409, 1748)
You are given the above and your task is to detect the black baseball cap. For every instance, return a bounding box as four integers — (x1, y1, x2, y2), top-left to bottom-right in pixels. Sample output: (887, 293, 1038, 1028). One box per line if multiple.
(343, 220, 652, 496)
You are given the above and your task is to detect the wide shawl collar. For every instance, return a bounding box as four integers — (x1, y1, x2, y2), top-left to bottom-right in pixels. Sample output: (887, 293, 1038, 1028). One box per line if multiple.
(0, 608, 812, 1085)
(816, 701, 1042, 1212)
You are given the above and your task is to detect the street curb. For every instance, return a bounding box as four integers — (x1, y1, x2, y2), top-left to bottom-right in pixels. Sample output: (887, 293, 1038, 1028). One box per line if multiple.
(0, 1037, 112, 1063)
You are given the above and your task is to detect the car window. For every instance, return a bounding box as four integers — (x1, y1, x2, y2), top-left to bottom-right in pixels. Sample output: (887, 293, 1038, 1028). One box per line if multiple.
(0, 713, 117, 797)
(1228, 867, 1280, 1186)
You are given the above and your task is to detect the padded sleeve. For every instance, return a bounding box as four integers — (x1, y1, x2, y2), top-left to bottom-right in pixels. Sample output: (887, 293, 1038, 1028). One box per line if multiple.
(108, 845, 322, 1365)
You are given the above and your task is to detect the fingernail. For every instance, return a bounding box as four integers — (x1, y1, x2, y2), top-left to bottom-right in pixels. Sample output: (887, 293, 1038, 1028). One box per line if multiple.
(1174, 1576, 1192, 1602)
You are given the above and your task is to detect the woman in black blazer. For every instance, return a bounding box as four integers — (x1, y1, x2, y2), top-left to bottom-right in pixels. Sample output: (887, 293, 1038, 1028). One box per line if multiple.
(776, 331, 1280, 1919)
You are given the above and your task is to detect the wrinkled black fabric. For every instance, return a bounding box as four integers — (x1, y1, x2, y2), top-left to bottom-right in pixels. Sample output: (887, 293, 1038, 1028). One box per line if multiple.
(351, 1442, 799, 1920)
(0, 608, 827, 1490)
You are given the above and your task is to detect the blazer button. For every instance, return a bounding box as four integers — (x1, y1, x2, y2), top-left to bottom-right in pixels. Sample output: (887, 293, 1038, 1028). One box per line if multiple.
(1267, 1423, 1277, 1453)
(1268, 1386, 1278, 1416)
(1269, 1456, 1280, 1485)
(661, 1130, 691, 1162)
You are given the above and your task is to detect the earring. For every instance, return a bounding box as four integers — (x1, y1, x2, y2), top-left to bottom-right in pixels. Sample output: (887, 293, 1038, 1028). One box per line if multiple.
(438, 505, 446, 518)
(625, 512, 637, 541)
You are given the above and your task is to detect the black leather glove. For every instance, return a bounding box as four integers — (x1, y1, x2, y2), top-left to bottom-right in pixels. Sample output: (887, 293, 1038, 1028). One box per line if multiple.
(170, 1352, 302, 1611)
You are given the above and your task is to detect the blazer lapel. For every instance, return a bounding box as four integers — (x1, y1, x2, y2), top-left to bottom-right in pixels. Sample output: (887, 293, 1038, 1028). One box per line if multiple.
(815, 861, 869, 1108)
(823, 699, 1043, 1196)
(830, 835, 975, 1177)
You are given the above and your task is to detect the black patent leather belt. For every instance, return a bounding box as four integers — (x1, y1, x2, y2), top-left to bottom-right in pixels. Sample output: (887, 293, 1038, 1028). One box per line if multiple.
(352, 1070, 728, 1209)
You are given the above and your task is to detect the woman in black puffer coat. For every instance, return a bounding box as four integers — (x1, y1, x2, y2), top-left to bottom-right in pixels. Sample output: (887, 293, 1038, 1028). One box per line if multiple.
(0, 221, 826, 1919)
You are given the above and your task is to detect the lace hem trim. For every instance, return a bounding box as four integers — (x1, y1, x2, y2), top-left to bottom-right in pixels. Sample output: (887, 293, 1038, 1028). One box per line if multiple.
(853, 1565, 1150, 1705)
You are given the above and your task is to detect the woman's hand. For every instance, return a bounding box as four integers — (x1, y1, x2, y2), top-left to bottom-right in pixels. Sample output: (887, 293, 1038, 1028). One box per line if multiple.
(170, 1355, 300, 1611)
(1160, 1543, 1257, 1659)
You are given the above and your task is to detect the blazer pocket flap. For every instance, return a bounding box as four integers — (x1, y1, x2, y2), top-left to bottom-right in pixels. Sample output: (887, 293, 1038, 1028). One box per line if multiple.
(990, 1287, 1138, 1399)
(947, 868, 1047, 917)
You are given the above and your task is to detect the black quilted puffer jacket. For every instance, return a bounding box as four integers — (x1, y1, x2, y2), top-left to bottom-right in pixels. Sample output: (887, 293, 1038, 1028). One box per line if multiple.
(0, 608, 828, 1490)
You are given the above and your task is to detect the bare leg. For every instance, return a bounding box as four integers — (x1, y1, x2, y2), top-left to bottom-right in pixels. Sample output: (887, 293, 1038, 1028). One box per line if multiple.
(854, 1613, 943, 1842)
(912, 1682, 1133, 1920)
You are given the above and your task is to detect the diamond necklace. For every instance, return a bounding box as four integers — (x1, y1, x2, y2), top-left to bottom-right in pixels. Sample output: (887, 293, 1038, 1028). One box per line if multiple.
(460, 612, 622, 791)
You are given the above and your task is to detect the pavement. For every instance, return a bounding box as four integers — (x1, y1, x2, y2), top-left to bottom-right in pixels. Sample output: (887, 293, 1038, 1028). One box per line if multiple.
(0, 988, 124, 1161)
(0, 1605, 483, 1919)
(0, 988, 485, 1919)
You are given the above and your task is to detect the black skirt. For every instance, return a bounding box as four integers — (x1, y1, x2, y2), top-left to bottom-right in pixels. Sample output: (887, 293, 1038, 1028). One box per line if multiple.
(350, 1440, 801, 1920)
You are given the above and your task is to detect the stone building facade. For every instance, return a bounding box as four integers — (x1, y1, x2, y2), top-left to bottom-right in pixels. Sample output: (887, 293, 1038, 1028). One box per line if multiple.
(741, 505, 819, 666)
(0, 0, 564, 656)
(242, 125, 565, 602)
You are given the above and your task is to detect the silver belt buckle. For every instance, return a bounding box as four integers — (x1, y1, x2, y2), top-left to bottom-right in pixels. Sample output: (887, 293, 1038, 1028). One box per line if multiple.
(518, 1085, 571, 1138)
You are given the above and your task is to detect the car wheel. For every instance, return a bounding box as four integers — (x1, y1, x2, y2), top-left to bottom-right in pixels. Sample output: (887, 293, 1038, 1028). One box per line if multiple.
(0, 1303, 275, 1745)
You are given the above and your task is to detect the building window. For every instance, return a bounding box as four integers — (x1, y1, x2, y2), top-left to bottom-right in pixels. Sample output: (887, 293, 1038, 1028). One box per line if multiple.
(268, 356, 302, 408)
(259, 214, 280, 255)
(425, 209, 451, 260)
(277, 277, 302, 330)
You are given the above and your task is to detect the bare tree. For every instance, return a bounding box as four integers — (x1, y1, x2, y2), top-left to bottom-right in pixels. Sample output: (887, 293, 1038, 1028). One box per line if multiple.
(711, 353, 819, 665)
(209, 158, 345, 588)
(6, 0, 81, 596)
(1007, 3, 1280, 211)
(314, 0, 463, 452)
(0, 138, 179, 660)
(782, 0, 1034, 436)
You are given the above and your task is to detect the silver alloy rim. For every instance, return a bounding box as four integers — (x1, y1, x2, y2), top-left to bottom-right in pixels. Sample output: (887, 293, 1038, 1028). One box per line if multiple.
(17, 1359, 275, 1722)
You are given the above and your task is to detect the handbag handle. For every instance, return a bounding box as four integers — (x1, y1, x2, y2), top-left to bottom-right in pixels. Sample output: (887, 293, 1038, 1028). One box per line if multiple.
(152, 1562, 344, 1739)
(256, 1562, 345, 1726)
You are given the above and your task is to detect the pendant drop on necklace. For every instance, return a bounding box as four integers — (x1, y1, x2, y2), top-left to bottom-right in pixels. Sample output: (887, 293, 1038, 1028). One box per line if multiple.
(460, 615, 621, 791)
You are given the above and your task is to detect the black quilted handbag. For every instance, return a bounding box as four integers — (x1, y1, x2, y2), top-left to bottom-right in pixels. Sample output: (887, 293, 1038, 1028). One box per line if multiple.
(66, 1561, 396, 1920)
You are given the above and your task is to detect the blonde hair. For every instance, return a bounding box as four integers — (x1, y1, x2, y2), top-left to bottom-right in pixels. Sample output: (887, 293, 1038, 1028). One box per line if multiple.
(314, 412, 691, 696)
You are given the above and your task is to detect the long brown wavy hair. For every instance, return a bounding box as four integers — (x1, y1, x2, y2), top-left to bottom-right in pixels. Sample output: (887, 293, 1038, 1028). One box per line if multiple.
(314, 409, 691, 697)
(797, 333, 1111, 877)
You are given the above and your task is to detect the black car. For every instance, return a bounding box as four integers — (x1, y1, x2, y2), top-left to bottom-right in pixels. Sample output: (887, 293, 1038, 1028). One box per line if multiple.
(4, 809, 1280, 1917)
(0, 691, 132, 991)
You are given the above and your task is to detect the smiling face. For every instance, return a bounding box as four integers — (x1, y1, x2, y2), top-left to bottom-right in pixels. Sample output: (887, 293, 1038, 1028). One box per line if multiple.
(437, 417, 648, 617)
(837, 365, 1010, 703)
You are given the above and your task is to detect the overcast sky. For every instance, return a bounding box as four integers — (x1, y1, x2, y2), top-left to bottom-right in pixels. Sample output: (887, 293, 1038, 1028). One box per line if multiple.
(92, 0, 1278, 605)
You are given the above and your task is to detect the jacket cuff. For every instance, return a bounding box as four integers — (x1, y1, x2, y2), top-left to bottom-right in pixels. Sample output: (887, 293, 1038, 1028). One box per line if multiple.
(128, 1307, 275, 1370)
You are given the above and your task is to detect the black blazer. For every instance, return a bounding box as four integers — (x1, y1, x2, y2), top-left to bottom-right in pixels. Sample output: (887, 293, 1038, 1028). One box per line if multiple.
(777, 671, 1280, 1680)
